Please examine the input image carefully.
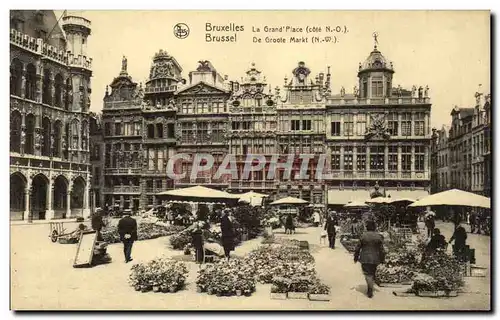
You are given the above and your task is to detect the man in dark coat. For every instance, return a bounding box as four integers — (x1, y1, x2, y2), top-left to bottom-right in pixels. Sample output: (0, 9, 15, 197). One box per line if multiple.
(118, 212, 138, 263)
(449, 224, 468, 261)
(324, 211, 338, 249)
(220, 209, 235, 260)
(426, 228, 447, 254)
(425, 214, 435, 237)
(354, 220, 385, 298)
(91, 209, 105, 241)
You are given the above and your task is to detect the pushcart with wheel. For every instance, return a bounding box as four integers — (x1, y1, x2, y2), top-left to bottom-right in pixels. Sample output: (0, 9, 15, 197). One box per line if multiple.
(49, 222, 66, 242)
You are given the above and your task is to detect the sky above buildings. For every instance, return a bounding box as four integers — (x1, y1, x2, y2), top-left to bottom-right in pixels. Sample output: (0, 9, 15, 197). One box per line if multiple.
(61, 10, 489, 128)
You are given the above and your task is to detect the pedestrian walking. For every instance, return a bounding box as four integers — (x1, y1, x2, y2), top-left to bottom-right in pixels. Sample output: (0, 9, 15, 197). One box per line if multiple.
(354, 220, 386, 298)
(191, 221, 204, 265)
(117, 212, 137, 263)
(324, 211, 338, 249)
(220, 209, 235, 261)
(425, 213, 435, 238)
(313, 210, 321, 227)
(285, 214, 295, 234)
(449, 223, 468, 261)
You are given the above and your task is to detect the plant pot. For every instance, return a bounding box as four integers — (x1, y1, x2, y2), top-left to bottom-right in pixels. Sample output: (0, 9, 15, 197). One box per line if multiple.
(161, 286, 169, 293)
(196, 286, 203, 293)
(140, 285, 150, 293)
(152, 286, 160, 293)
(134, 285, 141, 291)
(309, 293, 330, 301)
(207, 288, 214, 295)
(169, 285, 177, 293)
(270, 292, 287, 300)
(288, 292, 309, 299)
(235, 290, 242, 296)
(244, 290, 251, 297)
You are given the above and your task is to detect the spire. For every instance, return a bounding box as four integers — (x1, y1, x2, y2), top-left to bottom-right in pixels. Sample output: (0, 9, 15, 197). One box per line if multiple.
(372, 31, 379, 50)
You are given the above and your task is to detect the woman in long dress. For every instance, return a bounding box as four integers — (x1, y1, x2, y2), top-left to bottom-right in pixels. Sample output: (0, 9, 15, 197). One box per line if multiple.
(220, 209, 235, 261)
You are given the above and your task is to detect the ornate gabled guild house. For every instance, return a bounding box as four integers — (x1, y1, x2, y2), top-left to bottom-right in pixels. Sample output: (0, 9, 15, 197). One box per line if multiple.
(325, 42, 432, 207)
(101, 57, 145, 211)
(174, 60, 232, 190)
(274, 61, 331, 207)
(10, 10, 93, 221)
(140, 50, 179, 208)
(227, 63, 277, 194)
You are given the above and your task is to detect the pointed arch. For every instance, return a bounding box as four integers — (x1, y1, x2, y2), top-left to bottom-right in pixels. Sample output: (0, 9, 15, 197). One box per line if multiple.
(10, 110, 22, 153)
(25, 64, 37, 101)
(10, 59, 23, 96)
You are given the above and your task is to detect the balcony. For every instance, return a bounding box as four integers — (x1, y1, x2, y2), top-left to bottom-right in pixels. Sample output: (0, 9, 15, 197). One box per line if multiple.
(229, 180, 276, 189)
(325, 96, 431, 106)
(175, 177, 228, 185)
(327, 171, 428, 180)
(104, 168, 142, 175)
(67, 53, 92, 71)
(145, 85, 178, 94)
(103, 186, 141, 194)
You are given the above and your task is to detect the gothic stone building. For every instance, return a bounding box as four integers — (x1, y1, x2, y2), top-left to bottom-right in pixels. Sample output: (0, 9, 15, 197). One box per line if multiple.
(10, 10, 93, 220)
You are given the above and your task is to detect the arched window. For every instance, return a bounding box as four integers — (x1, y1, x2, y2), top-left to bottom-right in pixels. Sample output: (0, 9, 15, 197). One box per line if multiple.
(42, 117, 51, 156)
(10, 111, 22, 153)
(65, 78, 72, 110)
(53, 121, 62, 158)
(42, 69, 52, 105)
(71, 120, 79, 150)
(147, 124, 154, 138)
(156, 123, 163, 138)
(24, 114, 35, 154)
(54, 74, 63, 108)
(25, 64, 37, 100)
(81, 120, 88, 150)
(10, 59, 23, 96)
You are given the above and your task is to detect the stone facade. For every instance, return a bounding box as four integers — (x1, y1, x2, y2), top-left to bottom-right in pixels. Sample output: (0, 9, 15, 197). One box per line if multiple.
(10, 10, 92, 220)
(94, 41, 434, 211)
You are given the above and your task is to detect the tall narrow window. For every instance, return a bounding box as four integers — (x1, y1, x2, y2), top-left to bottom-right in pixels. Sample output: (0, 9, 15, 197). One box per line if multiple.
(415, 146, 425, 171)
(331, 114, 341, 136)
(344, 146, 353, 171)
(388, 146, 398, 171)
(356, 114, 366, 136)
(10, 59, 23, 97)
(42, 69, 52, 105)
(401, 113, 412, 136)
(388, 113, 398, 136)
(25, 64, 37, 100)
(369, 146, 385, 171)
(414, 113, 425, 136)
(344, 114, 354, 136)
(402, 146, 412, 172)
(115, 122, 122, 136)
(54, 74, 63, 108)
(302, 119, 312, 131)
(291, 120, 300, 131)
(362, 78, 368, 98)
(156, 123, 163, 139)
(371, 76, 384, 97)
(331, 146, 341, 170)
(356, 146, 366, 171)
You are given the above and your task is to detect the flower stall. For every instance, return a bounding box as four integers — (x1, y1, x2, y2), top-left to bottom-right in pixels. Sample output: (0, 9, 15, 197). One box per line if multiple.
(195, 258, 256, 297)
(101, 222, 184, 244)
(129, 258, 188, 293)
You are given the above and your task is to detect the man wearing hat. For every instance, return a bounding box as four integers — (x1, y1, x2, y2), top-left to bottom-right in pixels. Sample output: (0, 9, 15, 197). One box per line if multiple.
(118, 211, 138, 263)
(324, 211, 339, 249)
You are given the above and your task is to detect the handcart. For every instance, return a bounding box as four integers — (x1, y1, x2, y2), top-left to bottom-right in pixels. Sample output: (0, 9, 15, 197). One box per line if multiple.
(48, 222, 67, 242)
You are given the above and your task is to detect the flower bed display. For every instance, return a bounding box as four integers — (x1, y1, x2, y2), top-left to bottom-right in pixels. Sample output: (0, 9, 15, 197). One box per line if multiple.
(196, 258, 256, 296)
(169, 232, 192, 250)
(376, 245, 420, 284)
(414, 252, 464, 292)
(270, 276, 289, 299)
(339, 235, 359, 253)
(244, 244, 316, 283)
(308, 281, 331, 301)
(288, 276, 315, 299)
(129, 258, 188, 293)
(101, 223, 184, 244)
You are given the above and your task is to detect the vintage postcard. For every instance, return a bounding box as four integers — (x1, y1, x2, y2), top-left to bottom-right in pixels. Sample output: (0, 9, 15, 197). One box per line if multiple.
(9, 10, 491, 311)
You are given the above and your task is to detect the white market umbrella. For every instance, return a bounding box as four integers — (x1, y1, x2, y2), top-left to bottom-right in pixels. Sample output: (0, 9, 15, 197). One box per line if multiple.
(270, 196, 309, 206)
(366, 197, 392, 204)
(387, 198, 416, 204)
(156, 185, 239, 203)
(344, 200, 369, 208)
(238, 191, 269, 203)
(409, 189, 491, 209)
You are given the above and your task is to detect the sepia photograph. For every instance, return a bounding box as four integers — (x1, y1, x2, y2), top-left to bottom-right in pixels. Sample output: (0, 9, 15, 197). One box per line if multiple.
(8, 9, 491, 311)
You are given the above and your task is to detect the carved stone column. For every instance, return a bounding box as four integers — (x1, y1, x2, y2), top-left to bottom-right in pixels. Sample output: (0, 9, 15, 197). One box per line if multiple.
(23, 188, 31, 221)
(20, 65, 26, 99)
(46, 184, 54, 220)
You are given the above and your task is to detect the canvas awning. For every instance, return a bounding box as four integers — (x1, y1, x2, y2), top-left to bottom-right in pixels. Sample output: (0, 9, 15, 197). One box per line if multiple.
(270, 196, 309, 205)
(156, 185, 239, 204)
(328, 190, 370, 205)
(344, 201, 369, 208)
(385, 190, 430, 201)
(409, 189, 491, 209)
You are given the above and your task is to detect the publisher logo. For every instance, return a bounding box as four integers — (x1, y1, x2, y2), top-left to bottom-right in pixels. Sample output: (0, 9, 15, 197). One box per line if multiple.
(174, 23, 190, 39)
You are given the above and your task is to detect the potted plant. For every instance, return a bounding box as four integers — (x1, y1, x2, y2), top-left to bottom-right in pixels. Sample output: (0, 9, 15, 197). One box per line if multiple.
(270, 276, 289, 299)
(308, 282, 331, 301)
(288, 276, 312, 299)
